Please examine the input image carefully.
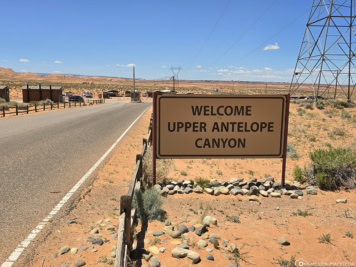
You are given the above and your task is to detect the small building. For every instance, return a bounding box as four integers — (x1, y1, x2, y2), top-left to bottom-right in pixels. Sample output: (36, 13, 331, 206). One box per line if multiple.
(22, 84, 63, 103)
(0, 85, 10, 102)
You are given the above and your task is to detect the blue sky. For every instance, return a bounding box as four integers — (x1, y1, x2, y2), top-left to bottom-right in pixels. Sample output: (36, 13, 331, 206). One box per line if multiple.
(0, 0, 312, 82)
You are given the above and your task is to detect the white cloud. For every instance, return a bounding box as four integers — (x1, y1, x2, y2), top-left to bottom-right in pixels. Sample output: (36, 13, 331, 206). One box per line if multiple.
(54, 60, 62, 64)
(228, 65, 236, 68)
(264, 43, 280, 51)
(197, 69, 208, 73)
(265, 67, 272, 71)
(217, 69, 229, 73)
(19, 58, 30, 63)
(116, 63, 135, 67)
(195, 65, 202, 68)
(161, 65, 167, 68)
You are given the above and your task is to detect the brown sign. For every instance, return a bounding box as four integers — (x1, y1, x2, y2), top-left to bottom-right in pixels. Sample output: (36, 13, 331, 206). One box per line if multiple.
(156, 94, 288, 158)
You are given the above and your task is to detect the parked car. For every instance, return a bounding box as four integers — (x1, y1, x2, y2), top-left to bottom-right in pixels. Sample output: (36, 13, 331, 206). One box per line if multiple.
(69, 95, 84, 102)
(83, 91, 93, 98)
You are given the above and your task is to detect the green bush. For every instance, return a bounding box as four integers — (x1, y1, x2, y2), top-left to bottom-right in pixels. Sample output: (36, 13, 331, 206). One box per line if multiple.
(287, 144, 299, 159)
(305, 103, 313, 110)
(334, 100, 352, 109)
(308, 147, 356, 190)
(0, 97, 6, 103)
(133, 188, 165, 223)
(317, 101, 325, 110)
(293, 165, 306, 184)
(341, 110, 351, 119)
(37, 99, 54, 105)
(328, 128, 345, 138)
(195, 177, 210, 188)
(143, 148, 172, 185)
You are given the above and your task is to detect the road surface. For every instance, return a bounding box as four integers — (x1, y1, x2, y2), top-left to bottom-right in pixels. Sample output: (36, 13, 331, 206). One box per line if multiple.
(0, 100, 151, 264)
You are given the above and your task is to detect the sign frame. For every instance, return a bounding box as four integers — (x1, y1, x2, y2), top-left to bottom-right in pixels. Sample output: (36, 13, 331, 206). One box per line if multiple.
(152, 93, 290, 186)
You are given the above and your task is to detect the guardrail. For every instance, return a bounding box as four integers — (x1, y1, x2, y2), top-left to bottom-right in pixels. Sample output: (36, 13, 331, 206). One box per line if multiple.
(1, 99, 105, 118)
(115, 114, 152, 267)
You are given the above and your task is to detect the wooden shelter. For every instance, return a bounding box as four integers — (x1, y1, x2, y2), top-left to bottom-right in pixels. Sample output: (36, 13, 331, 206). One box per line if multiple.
(22, 84, 63, 103)
(0, 85, 10, 102)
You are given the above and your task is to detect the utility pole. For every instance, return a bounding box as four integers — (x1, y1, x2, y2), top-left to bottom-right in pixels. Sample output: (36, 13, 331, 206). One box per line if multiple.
(171, 76, 175, 91)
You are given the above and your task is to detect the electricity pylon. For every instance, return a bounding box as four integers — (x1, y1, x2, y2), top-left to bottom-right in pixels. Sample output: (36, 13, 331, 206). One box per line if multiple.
(290, 0, 356, 102)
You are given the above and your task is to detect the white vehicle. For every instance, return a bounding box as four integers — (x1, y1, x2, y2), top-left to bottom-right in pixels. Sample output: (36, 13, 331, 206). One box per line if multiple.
(83, 91, 93, 98)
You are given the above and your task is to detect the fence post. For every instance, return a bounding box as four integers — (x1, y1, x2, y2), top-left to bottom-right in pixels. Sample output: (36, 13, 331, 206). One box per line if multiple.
(35, 103, 37, 112)
(80, 101, 82, 107)
(64, 102, 66, 108)
(120, 195, 132, 251)
(57, 102, 59, 109)
(136, 154, 143, 179)
(69, 101, 71, 108)
(43, 103, 45, 111)
(75, 101, 77, 107)
(27, 105, 29, 114)
(16, 105, 18, 116)
(2, 106, 5, 117)
(51, 103, 53, 110)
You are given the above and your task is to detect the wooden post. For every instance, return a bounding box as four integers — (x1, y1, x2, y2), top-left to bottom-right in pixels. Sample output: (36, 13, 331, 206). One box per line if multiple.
(120, 195, 132, 250)
(35, 103, 37, 112)
(69, 101, 71, 108)
(75, 101, 77, 107)
(136, 154, 143, 180)
(43, 103, 45, 111)
(2, 106, 5, 117)
(152, 92, 158, 185)
(57, 102, 59, 109)
(51, 103, 53, 110)
(16, 105, 18, 116)
(281, 94, 291, 187)
(64, 101, 66, 108)
(27, 105, 29, 114)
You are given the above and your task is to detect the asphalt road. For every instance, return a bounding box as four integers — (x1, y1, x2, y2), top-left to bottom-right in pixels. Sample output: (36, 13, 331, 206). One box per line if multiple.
(0, 100, 151, 263)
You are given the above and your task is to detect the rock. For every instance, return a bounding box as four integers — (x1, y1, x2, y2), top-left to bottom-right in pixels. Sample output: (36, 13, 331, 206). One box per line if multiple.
(229, 264, 238, 267)
(206, 254, 215, 261)
(203, 216, 217, 226)
(227, 243, 236, 253)
(193, 186, 203, 193)
(59, 246, 70, 255)
(226, 184, 234, 190)
(188, 226, 196, 232)
(52, 253, 58, 259)
(197, 239, 208, 248)
(170, 240, 181, 245)
(164, 220, 172, 226)
(267, 188, 274, 193)
(222, 240, 228, 247)
(159, 247, 166, 253)
(248, 196, 259, 202)
(66, 220, 77, 225)
(172, 247, 188, 258)
(263, 180, 273, 188)
(171, 230, 182, 238)
(213, 189, 221, 196)
(290, 193, 298, 199)
(163, 226, 174, 235)
(74, 259, 86, 267)
(148, 246, 160, 255)
(260, 190, 269, 197)
(211, 180, 220, 187)
(336, 199, 347, 203)
(184, 187, 193, 194)
(80, 246, 89, 251)
(279, 237, 290, 246)
(168, 190, 176, 195)
(70, 247, 78, 254)
(143, 253, 153, 261)
(204, 188, 213, 194)
(92, 247, 98, 252)
(271, 192, 281, 198)
(241, 188, 249, 195)
(306, 186, 317, 195)
(174, 185, 180, 191)
(219, 186, 230, 195)
(206, 248, 213, 252)
(230, 187, 241, 195)
(106, 225, 116, 231)
(178, 224, 189, 234)
(187, 250, 201, 264)
(90, 227, 99, 234)
(178, 243, 189, 249)
(295, 189, 304, 196)
(195, 225, 208, 236)
(154, 184, 162, 191)
(110, 251, 116, 258)
(61, 264, 69, 267)
(166, 184, 174, 190)
(248, 186, 259, 195)
(149, 256, 161, 267)
(92, 238, 104, 246)
(153, 231, 165, 237)
(202, 232, 210, 239)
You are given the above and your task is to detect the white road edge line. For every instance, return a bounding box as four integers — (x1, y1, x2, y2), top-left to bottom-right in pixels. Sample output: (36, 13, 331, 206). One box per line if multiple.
(1, 106, 151, 267)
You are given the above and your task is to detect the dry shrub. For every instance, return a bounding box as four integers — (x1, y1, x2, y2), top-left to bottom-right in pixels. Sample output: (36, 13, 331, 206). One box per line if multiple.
(143, 147, 172, 185)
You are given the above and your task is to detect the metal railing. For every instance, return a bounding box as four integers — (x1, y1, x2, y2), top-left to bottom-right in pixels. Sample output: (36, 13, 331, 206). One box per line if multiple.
(115, 115, 152, 267)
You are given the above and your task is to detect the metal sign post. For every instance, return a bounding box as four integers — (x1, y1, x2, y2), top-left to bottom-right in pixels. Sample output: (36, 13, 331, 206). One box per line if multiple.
(281, 94, 290, 187)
